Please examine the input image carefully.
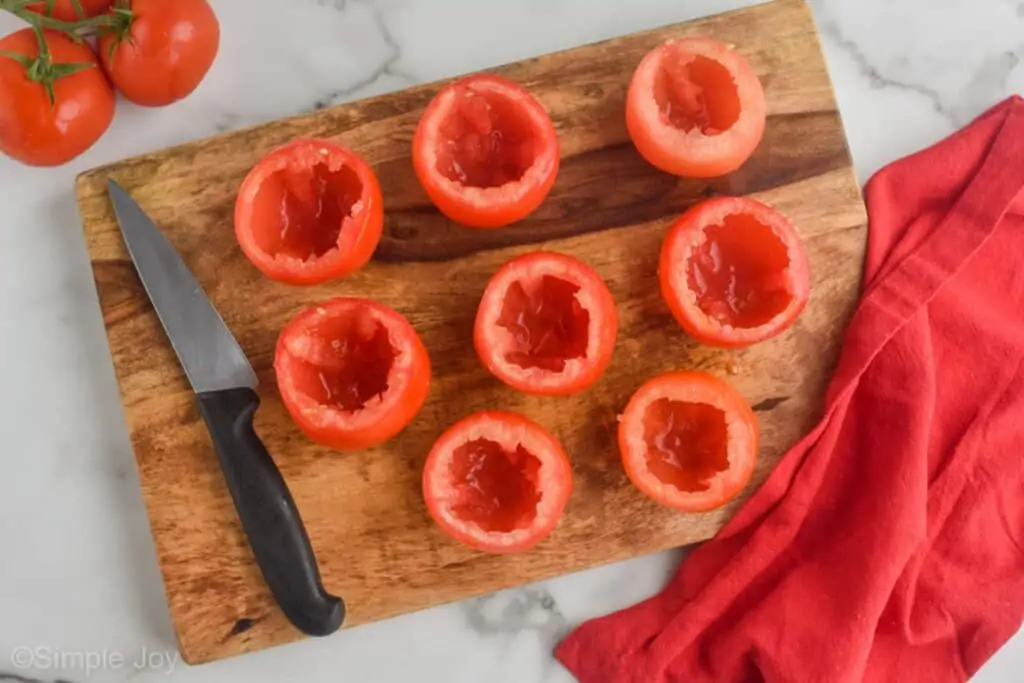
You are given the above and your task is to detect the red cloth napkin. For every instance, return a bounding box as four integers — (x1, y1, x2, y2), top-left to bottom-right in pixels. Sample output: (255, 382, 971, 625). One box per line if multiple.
(556, 95, 1024, 683)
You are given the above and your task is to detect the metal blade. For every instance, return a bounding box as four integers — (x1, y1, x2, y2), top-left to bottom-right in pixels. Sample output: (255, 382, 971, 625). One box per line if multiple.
(107, 179, 258, 394)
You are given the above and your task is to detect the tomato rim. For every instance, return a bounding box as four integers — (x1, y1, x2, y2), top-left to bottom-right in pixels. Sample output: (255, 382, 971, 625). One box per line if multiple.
(659, 197, 810, 348)
(274, 297, 430, 451)
(412, 74, 560, 229)
(618, 371, 758, 512)
(474, 251, 618, 396)
(234, 138, 384, 286)
(422, 410, 572, 553)
(626, 36, 766, 178)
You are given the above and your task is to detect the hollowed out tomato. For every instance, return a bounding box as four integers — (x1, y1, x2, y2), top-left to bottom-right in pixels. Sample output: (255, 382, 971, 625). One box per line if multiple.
(422, 410, 572, 554)
(627, 36, 766, 178)
(235, 139, 384, 286)
(618, 371, 758, 512)
(474, 251, 618, 396)
(412, 74, 560, 228)
(659, 196, 810, 348)
(274, 297, 430, 451)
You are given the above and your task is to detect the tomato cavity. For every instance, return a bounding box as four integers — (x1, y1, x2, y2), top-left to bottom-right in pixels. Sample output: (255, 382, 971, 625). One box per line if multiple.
(642, 398, 729, 493)
(655, 50, 740, 136)
(688, 213, 793, 329)
(250, 161, 364, 262)
(436, 87, 537, 189)
(449, 439, 542, 532)
(287, 316, 398, 413)
(497, 275, 589, 372)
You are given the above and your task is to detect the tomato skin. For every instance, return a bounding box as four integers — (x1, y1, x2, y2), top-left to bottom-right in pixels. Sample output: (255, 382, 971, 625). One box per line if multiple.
(98, 0, 219, 107)
(235, 138, 384, 286)
(618, 371, 758, 513)
(422, 410, 572, 554)
(0, 29, 115, 167)
(627, 37, 766, 178)
(659, 197, 810, 348)
(412, 74, 560, 229)
(25, 0, 112, 20)
(274, 298, 431, 451)
(474, 251, 618, 396)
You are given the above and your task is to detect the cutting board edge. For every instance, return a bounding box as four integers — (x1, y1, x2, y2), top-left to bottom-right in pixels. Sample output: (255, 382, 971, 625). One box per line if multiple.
(70, 0, 811, 191)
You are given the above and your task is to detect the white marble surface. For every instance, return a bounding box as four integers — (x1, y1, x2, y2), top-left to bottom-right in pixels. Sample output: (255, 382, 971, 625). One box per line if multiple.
(0, 0, 1021, 681)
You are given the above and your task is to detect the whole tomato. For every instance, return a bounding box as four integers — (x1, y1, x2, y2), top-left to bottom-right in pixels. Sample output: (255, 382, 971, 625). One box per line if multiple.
(25, 0, 112, 21)
(0, 28, 116, 167)
(98, 0, 220, 107)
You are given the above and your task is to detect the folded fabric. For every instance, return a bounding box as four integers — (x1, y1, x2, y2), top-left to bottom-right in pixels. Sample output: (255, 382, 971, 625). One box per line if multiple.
(556, 96, 1024, 683)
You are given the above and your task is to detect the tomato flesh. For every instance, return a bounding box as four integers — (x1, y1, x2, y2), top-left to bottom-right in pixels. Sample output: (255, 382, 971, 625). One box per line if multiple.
(619, 371, 758, 512)
(436, 90, 538, 189)
(497, 275, 589, 373)
(285, 314, 398, 413)
(448, 438, 541, 533)
(236, 139, 384, 286)
(642, 398, 728, 493)
(413, 74, 560, 228)
(688, 213, 794, 329)
(422, 411, 572, 553)
(655, 51, 740, 136)
(475, 252, 618, 396)
(251, 161, 364, 261)
(660, 197, 811, 348)
(275, 298, 430, 451)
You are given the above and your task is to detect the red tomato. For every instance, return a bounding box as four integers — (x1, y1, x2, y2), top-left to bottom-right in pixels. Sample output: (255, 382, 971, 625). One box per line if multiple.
(627, 37, 766, 178)
(235, 139, 384, 286)
(412, 74, 560, 229)
(0, 29, 115, 167)
(422, 410, 572, 553)
(25, 0, 111, 20)
(274, 297, 431, 451)
(98, 0, 219, 107)
(619, 371, 758, 512)
(659, 196, 810, 348)
(474, 251, 618, 396)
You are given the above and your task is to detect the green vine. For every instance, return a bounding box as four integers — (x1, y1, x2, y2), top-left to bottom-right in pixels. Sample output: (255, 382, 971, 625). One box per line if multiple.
(0, 0, 120, 37)
(0, 0, 125, 106)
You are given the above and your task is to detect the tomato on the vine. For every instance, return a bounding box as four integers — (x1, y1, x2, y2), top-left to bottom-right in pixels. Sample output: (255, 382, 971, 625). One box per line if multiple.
(98, 0, 220, 107)
(0, 28, 115, 167)
(25, 0, 112, 21)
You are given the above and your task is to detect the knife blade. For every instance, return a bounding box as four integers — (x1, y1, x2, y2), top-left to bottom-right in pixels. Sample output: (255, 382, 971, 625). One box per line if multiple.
(107, 179, 344, 638)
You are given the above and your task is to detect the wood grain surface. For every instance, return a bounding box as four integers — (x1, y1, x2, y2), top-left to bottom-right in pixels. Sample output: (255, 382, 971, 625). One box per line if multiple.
(75, 0, 867, 665)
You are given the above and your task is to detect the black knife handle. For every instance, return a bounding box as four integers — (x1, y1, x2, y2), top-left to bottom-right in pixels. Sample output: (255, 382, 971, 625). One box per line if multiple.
(196, 387, 344, 637)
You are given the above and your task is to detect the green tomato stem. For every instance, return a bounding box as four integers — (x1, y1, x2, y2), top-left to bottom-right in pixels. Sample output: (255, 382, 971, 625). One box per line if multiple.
(0, 0, 120, 35)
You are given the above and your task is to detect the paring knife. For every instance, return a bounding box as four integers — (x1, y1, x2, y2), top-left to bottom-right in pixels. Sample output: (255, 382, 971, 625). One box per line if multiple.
(107, 179, 344, 638)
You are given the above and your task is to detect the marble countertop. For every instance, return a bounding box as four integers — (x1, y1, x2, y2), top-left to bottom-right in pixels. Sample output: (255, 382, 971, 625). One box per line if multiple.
(0, 0, 1020, 681)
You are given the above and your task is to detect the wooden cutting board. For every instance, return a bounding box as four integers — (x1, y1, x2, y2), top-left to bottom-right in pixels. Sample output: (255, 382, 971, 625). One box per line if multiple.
(75, 0, 866, 665)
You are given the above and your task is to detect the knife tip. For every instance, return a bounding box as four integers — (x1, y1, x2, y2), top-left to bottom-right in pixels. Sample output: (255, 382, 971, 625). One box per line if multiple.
(107, 178, 126, 195)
